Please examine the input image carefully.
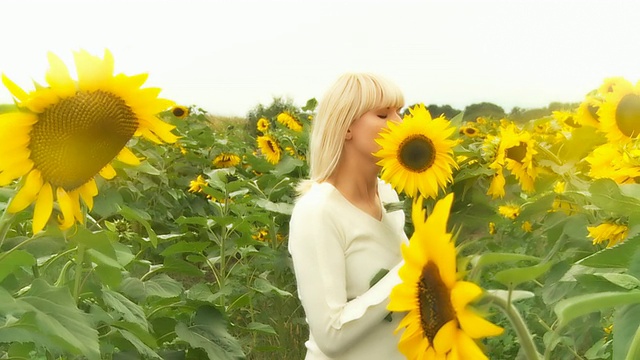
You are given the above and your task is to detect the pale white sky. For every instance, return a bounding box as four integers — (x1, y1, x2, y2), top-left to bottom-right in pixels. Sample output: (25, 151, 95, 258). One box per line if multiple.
(1, 0, 639, 116)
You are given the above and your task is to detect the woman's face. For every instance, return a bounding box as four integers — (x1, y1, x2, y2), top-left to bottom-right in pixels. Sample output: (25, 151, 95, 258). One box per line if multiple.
(346, 106, 402, 160)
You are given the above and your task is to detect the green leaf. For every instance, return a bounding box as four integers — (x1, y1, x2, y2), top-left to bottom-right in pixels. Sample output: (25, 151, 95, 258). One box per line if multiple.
(0, 250, 36, 282)
(555, 291, 640, 330)
(160, 241, 210, 256)
(102, 289, 149, 331)
(578, 235, 640, 268)
(116, 329, 162, 359)
(614, 304, 640, 360)
(246, 322, 277, 335)
(485, 289, 535, 302)
(113, 320, 159, 351)
(0, 278, 100, 359)
(253, 277, 292, 297)
(471, 252, 540, 268)
(118, 205, 158, 247)
(252, 199, 293, 215)
(369, 268, 389, 288)
(144, 274, 184, 299)
(187, 283, 222, 304)
(589, 179, 640, 215)
(174, 306, 245, 360)
(494, 261, 553, 288)
(272, 156, 303, 176)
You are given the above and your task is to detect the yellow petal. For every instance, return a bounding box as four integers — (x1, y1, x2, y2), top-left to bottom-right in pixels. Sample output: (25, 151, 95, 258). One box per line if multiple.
(78, 179, 98, 210)
(33, 183, 53, 233)
(68, 189, 84, 223)
(116, 147, 140, 165)
(451, 281, 483, 310)
(1, 74, 28, 103)
(433, 320, 457, 354)
(455, 330, 488, 360)
(457, 308, 504, 339)
(45, 52, 76, 98)
(0, 160, 34, 186)
(7, 170, 43, 213)
(99, 163, 116, 180)
(56, 187, 75, 230)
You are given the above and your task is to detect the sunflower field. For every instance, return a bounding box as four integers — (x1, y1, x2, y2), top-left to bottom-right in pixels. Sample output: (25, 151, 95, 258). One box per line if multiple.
(0, 51, 639, 360)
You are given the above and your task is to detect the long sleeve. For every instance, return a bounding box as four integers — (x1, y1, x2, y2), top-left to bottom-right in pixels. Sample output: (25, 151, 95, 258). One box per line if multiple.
(288, 192, 404, 358)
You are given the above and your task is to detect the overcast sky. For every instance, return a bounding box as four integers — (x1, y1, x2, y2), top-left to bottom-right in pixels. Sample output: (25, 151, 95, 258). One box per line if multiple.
(1, 0, 639, 116)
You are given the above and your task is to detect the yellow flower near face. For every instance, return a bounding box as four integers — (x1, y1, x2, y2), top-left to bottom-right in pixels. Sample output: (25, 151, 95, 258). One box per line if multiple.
(374, 103, 459, 199)
(588, 222, 629, 248)
(256, 135, 282, 165)
(1, 50, 176, 233)
(188, 175, 208, 193)
(388, 194, 503, 359)
(213, 153, 241, 168)
(276, 111, 302, 132)
(498, 204, 520, 220)
(171, 105, 189, 119)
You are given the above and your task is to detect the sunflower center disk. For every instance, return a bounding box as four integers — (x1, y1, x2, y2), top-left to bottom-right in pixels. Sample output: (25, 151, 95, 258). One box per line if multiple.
(615, 94, 640, 138)
(418, 262, 456, 343)
(398, 135, 436, 172)
(29, 90, 138, 191)
(506, 142, 527, 163)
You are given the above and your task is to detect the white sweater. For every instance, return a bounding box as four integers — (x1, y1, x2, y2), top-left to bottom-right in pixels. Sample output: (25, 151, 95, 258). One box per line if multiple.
(288, 180, 408, 360)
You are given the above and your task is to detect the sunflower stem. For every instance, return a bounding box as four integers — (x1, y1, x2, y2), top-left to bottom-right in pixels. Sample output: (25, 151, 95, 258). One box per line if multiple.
(73, 243, 86, 303)
(483, 290, 542, 360)
(535, 143, 563, 166)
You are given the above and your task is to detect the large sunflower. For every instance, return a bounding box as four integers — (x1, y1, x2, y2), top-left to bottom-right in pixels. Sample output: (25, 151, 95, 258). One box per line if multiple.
(388, 194, 503, 359)
(598, 78, 640, 143)
(374, 103, 458, 199)
(0, 50, 176, 233)
(256, 134, 281, 165)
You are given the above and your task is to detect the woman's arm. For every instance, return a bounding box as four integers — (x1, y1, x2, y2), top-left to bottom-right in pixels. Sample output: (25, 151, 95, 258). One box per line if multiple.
(288, 202, 402, 358)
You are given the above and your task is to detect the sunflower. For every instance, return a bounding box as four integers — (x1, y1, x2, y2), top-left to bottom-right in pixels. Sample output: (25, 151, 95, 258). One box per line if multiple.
(256, 117, 270, 133)
(276, 111, 302, 132)
(498, 204, 520, 220)
(460, 124, 480, 138)
(188, 175, 207, 193)
(256, 134, 282, 165)
(487, 124, 537, 198)
(213, 153, 241, 168)
(598, 78, 640, 143)
(588, 222, 629, 248)
(388, 194, 503, 359)
(585, 143, 640, 184)
(171, 105, 189, 119)
(1, 50, 176, 233)
(374, 103, 458, 199)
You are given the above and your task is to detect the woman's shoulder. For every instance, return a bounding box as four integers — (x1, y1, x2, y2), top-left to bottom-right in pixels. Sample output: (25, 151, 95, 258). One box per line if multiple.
(293, 182, 340, 213)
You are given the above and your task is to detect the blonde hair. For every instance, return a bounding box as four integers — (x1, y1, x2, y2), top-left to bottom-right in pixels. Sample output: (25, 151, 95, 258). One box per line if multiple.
(296, 73, 404, 194)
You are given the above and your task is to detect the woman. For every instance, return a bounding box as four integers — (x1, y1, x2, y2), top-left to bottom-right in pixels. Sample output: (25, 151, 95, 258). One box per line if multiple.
(288, 73, 408, 359)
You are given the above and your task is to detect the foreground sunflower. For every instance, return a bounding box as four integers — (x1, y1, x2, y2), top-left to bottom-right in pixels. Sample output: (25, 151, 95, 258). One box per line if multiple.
(388, 194, 503, 359)
(598, 78, 640, 143)
(256, 134, 282, 165)
(374, 103, 458, 199)
(0, 50, 176, 233)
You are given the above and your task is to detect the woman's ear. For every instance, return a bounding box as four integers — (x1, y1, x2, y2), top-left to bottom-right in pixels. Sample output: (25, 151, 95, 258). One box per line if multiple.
(345, 128, 353, 140)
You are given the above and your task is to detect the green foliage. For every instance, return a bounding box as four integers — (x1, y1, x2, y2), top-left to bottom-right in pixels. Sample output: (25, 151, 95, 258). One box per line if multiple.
(462, 101, 506, 121)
